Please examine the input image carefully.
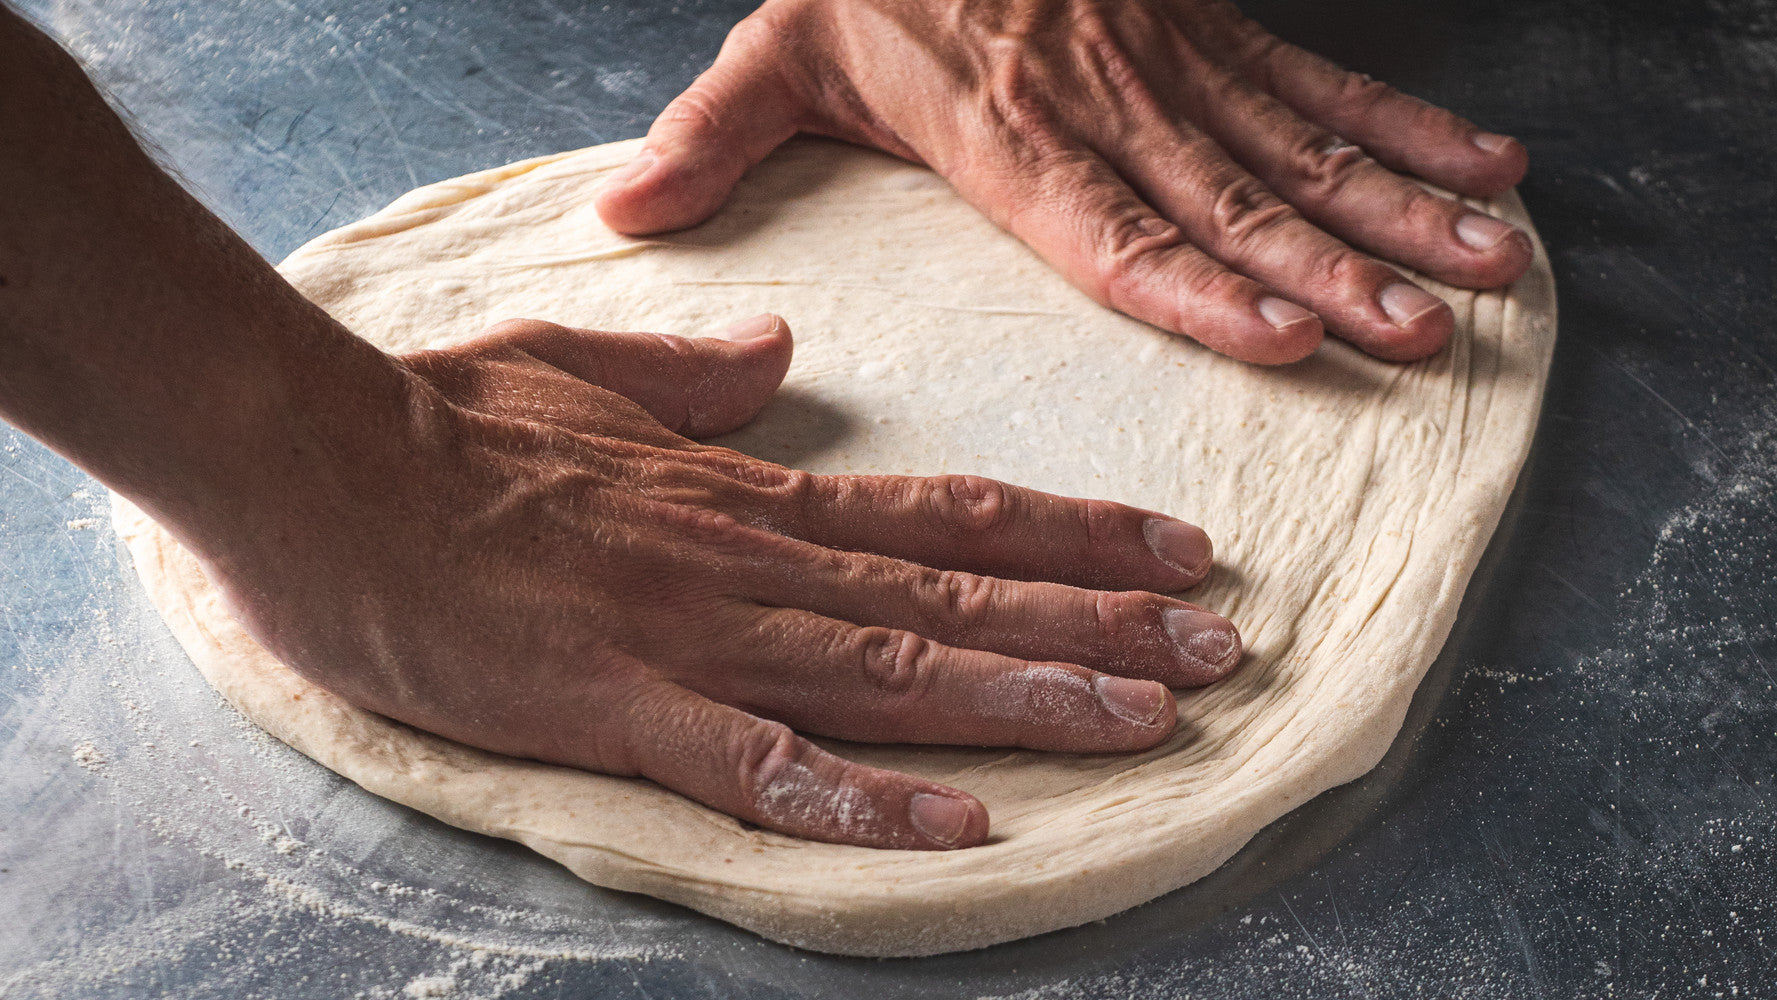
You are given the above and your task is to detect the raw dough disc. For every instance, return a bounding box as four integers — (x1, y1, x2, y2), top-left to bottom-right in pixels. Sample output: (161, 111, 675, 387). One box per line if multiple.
(112, 137, 1555, 957)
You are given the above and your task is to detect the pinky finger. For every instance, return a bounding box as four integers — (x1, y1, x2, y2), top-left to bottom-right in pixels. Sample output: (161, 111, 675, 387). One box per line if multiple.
(622, 682, 990, 850)
(1213, 22, 1527, 196)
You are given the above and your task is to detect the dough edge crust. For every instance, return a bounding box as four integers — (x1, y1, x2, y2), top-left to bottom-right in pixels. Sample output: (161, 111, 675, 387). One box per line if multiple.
(111, 137, 1556, 957)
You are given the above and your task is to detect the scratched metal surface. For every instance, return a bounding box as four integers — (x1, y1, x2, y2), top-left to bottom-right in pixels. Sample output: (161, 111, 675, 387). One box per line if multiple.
(3, 0, 1774, 997)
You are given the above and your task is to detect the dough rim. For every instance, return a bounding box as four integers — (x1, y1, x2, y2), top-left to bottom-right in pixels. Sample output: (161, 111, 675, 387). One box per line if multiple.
(111, 137, 1556, 957)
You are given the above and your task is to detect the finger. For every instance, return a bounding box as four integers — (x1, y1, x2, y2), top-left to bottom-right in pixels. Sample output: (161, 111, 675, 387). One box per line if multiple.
(595, 15, 803, 235)
(1108, 118, 1454, 360)
(1206, 15, 1527, 197)
(621, 681, 990, 849)
(484, 314, 793, 437)
(689, 608, 1179, 752)
(718, 467, 1218, 592)
(732, 541, 1242, 687)
(1181, 62, 1532, 291)
(944, 138, 1323, 365)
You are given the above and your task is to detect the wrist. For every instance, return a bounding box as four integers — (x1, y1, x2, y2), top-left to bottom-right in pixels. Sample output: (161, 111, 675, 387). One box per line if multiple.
(122, 314, 430, 572)
(0, 8, 429, 567)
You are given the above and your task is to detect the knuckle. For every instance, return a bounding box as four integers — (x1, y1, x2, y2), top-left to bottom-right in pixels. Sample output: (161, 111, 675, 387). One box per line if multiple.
(1188, 260, 1257, 306)
(657, 81, 731, 138)
(1400, 185, 1465, 237)
(724, 463, 821, 527)
(925, 474, 1018, 534)
(1092, 591, 1134, 648)
(732, 719, 800, 803)
(1095, 213, 1184, 305)
(647, 455, 811, 514)
(1075, 498, 1122, 550)
(482, 317, 555, 341)
(766, 467, 821, 519)
(651, 332, 697, 361)
(1307, 246, 1380, 293)
(705, 456, 814, 494)
(1210, 175, 1297, 251)
(852, 628, 936, 699)
(650, 499, 756, 548)
(724, 8, 781, 50)
(985, 58, 1056, 139)
(927, 569, 998, 628)
(1337, 70, 1396, 115)
(1291, 131, 1371, 200)
(633, 457, 720, 500)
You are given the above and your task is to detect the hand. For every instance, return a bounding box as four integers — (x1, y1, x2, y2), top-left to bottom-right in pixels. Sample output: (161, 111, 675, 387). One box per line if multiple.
(595, 0, 1533, 364)
(204, 314, 1244, 850)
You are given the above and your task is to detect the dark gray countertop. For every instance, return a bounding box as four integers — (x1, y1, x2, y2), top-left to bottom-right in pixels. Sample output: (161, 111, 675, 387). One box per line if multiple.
(3, 1, 1774, 997)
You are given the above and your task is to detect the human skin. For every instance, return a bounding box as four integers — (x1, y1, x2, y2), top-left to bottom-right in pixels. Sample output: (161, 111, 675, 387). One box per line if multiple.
(596, 0, 1533, 364)
(0, 6, 1244, 850)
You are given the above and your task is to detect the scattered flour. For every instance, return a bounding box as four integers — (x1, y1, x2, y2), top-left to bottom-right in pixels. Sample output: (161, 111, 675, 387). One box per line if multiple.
(401, 973, 458, 998)
(71, 740, 107, 772)
(9, 529, 691, 1000)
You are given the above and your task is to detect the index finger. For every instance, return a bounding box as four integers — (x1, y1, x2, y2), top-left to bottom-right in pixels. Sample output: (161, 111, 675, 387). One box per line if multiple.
(619, 682, 991, 850)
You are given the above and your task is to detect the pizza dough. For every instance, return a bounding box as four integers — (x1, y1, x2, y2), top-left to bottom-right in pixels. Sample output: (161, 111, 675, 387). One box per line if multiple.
(112, 137, 1555, 957)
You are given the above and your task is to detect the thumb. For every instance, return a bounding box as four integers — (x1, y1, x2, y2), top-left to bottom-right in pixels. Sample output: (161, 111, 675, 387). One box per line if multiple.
(595, 22, 802, 235)
(492, 313, 794, 438)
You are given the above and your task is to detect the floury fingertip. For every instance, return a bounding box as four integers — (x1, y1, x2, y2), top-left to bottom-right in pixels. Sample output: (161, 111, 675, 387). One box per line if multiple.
(1093, 675, 1169, 726)
(1163, 607, 1241, 675)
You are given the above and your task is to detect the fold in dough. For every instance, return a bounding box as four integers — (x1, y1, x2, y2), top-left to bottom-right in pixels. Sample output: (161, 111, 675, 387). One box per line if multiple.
(113, 137, 1556, 956)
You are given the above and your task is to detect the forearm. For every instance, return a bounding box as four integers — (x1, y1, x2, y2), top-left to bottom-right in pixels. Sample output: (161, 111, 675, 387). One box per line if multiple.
(0, 7, 411, 557)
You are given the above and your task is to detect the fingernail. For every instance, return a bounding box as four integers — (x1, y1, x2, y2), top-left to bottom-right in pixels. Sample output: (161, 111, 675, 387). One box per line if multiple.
(909, 792, 972, 846)
(1094, 675, 1168, 727)
(1142, 517, 1213, 577)
(1472, 132, 1513, 154)
(717, 313, 780, 342)
(1380, 282, 1446, 327)
(1455, 212, 1517, 251)
(605, 149, 658, 188)
(1257, 296, 1318, 333)
(1163, 607, 1241, 672)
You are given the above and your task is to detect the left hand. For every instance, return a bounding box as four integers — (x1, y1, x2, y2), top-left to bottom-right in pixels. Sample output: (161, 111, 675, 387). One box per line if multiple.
(595, 0, 1533, 365)
(196, 313, 1241, 850)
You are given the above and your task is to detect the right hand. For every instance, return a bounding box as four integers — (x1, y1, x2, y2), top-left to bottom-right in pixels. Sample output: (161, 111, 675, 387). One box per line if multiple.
(201, 313, 1244, 850)
(598, 0, 1534, 365)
